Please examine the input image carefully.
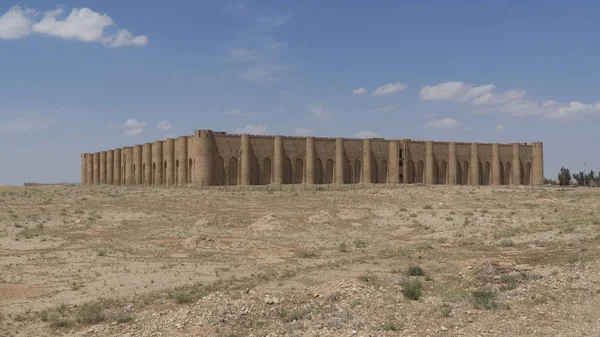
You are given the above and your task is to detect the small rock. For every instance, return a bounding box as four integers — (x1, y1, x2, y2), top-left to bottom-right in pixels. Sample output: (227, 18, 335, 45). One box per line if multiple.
(263, 296, 278, 305)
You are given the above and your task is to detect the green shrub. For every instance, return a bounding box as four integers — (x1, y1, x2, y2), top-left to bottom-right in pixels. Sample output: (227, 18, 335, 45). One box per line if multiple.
(400, 278, 422, 300)
(440, 303, 453, 317)
(470, 290, 499, 310)
(75, 302, 105, 324)
(115, 314, 134, 324)
(406, 265, 425, 276)
(169, 291, 194, 304)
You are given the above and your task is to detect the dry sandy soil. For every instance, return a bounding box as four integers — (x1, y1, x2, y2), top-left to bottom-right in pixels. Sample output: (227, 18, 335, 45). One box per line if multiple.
(1, 184, 600, 337)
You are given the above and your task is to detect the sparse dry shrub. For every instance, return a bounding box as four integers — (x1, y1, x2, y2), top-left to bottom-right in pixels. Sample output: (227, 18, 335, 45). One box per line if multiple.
(400, 278, 422, 300)
(75, 302, 105, 324)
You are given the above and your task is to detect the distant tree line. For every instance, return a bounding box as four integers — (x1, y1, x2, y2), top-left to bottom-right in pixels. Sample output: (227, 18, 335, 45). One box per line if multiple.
(549, 167, 600, 187)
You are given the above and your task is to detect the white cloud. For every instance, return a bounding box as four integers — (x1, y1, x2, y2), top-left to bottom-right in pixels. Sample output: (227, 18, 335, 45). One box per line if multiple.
(493, 125, 504, 131)
(0, 6, 148, 47)
(372, 83, 407, 96)
(236, 124, 267, 134)
(0, 6, 36, 39)
(310, 103, 334, 121)
(421, 80, 600, 120)
(471, 89, 527, 106)
(368, 106, 394, 113)
(157, 120, 171, 131)
(33, 7, 148, 47)
(293, 127, 316, 135)
(237, 63, 288, 82)
(256, 13, 295, 32)
(124, 119, 146, 128)
(496, 98, 600, 119)
(124, 128, 143, 136)
(353, 131, 380, 138)
(353, 87, 367, 95)
(107, 29, 148, 48)
(420, 81, 495, 102)
(224, 7, 292, 83)
(122, 118, 146, 136)
(229, 48, 258, 62)
(225, 109, 252, 117)
(223, 1, 247, 15)
(424, 118, 461, 129)
(0, 113, 52, 133)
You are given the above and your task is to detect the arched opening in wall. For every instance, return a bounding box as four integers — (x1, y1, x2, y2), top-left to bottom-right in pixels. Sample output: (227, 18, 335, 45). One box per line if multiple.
(520, 162, 525, 185)
(133, 164, 136, 185)
(399, 149, 403, 159)
(371, 159, 378, 183)
(440, 161, 447, 184)
(353, 159, 361, 184)
(188, 158, 193, 185)
(485, 162, 491, 185)
(416, 160, 424, 184)
(463, 162, 470, 185)
(175, 160, 180, 185)
(263, 158, 272, 185)
(228, 157, 238, 185)
(456, 162, 462, 184)
(251, 157, 260, 185)
(343, 159, 351, 184)
(399, 160, 404, 183)
(478, 162, 484, 185)
(381, 160, 388, 184)
(152, 162, 156, 185)
(163, 161, 167, 185)
(406, 160, 415, 183)
(122, 156, 126, 185)
(283, 158, 292, 184)
(325, 159, 334, 184)
(215, 157, 225, 186)
(526, 162, 532, 185)
(142, 163, 146, 185)
(294, 158, 304, 184)
(499, 162, 504, 185)
(433, 162, 439, 184)
(315, 159, 323, 184)
(505, 162, 512, 185)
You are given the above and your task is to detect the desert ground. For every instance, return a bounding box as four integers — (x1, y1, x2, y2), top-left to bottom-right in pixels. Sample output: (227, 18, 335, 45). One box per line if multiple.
(1, 183, 599, 337)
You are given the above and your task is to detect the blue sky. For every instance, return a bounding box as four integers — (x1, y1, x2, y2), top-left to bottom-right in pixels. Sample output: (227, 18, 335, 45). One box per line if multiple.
(1, 0, 599, 184)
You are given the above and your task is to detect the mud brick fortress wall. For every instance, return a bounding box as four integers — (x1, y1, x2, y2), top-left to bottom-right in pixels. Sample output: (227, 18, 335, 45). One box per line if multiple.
(80, 130, 544, 187)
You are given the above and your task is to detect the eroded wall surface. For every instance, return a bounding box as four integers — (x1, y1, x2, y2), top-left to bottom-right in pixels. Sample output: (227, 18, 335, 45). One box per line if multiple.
(81, 130, 544, 186)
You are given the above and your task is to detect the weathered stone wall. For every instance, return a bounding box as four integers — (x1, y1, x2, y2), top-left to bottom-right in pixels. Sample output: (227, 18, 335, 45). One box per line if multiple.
(81, 130, 543, 187)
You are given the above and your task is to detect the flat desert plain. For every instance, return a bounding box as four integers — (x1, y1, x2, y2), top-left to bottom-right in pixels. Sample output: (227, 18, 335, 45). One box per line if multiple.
(1, 184, 599, 337)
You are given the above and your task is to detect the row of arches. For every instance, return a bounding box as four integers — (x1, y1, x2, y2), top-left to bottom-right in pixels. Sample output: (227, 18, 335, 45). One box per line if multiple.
(211, 157, 391, 185)
(112, 155, 532, 186)
(405, 160, 533, 185)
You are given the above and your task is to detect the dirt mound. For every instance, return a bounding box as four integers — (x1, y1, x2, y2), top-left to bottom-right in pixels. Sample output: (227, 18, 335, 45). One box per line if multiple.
(336, 208, 370, 220)
(194, 218, 212, 226)
(180, 235, 214, 249)
(248, 214, 280, 232)
(308, 210, 333, 224)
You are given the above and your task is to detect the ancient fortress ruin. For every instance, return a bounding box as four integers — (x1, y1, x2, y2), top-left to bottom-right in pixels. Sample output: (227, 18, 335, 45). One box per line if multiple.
(80, 130, 544, 187)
